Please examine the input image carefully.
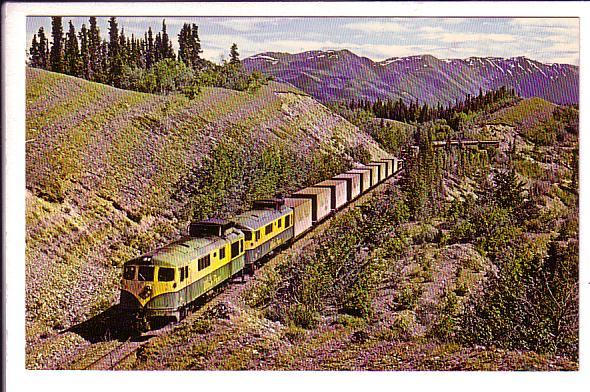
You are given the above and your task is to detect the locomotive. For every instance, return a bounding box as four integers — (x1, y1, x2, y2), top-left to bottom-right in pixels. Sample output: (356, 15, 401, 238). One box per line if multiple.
(120, 157, 402, 329)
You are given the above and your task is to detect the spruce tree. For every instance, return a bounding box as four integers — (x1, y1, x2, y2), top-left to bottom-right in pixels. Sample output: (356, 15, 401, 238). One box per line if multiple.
(64, 20, 81, 77)
(118, 28, 128, 65)
(37, 27, 49, 69)
(99, 39, 109, 83)
(108, 17, 123, 86)
(190, 24, 203, 68)
(29, 34, 40, 67)
(229, 43, 240, 65)
(88, 16, 101, 80)
(154, 32, 162, 63)
(160, 19, 174, 59)
(146, 28, 154, 69)
(50, 16, 64, 73)
(178, 23, 203, 69)
(178, 24, 189, 65)
(79, 23, 90, 79)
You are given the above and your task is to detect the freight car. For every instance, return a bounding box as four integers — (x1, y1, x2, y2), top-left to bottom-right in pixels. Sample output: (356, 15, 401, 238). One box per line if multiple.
(120, 157, 403, 329)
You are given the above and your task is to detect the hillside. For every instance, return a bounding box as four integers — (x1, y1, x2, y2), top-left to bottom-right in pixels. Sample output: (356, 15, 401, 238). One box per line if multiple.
(25, 67, 388, 368)
(243, 50, 579, 106)
(113, 91, 578, 370)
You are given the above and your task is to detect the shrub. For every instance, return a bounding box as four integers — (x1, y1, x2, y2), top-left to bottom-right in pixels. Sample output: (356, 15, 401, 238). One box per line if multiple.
(287, 303, 318, 329)
(429, 290, 459, 341)
(341, 282, 374, 318)
(392, 284, 422, 311)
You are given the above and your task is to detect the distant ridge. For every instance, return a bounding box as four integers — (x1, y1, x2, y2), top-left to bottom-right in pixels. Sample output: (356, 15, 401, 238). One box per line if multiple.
(244, 50, 578, 106)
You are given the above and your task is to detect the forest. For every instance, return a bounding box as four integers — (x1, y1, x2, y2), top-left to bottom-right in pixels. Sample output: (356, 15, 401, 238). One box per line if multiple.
(28, 16, 268, 95)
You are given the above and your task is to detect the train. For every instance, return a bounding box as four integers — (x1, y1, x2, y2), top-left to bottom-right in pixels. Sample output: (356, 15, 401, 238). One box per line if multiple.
(119, 157, 403, 329)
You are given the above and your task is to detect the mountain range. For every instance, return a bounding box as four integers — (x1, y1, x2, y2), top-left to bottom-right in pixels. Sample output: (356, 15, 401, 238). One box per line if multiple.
(243, 50, 579, 106)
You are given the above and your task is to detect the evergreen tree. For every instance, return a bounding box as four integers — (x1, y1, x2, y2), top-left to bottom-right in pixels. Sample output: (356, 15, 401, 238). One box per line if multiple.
(493, 169, 525, 210)
(160, 19, 175, 59)
(402, 126, 440, 220)
(79, 23, 90, 79)
(154, 32, 162, 63)
(118, 28, 128, 65)
(29, 34, 40, 67)
(571, 148, 578, 191)
(37, 26, 50, 69)
(108, 17, 124, 86)
(64, 20, 81, 76)
(49, 16, 64, 73)
(178, 23, 203, 69)
(229, 43, 240, 65)
(99, 39, 109, 83)
(88, 17, 102, 81)
(145, 27, 155, 69)
(191, 24, 203, 67)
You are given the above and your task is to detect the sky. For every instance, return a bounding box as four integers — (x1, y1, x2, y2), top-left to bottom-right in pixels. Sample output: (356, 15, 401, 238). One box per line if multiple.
(26, 16, 579, 65)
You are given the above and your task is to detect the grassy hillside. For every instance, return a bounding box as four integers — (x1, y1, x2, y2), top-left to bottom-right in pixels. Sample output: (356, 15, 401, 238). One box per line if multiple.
(485, 97, 555, 133)
(25, 67, 387, 367)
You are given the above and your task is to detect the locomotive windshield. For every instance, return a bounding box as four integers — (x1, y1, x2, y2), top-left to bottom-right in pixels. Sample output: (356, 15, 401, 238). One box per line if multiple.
(137, 266, 155, 281)
(123, 265, 135, 280)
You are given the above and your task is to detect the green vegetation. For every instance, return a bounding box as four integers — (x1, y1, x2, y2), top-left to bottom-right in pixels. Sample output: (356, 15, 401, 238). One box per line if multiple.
(347, 86, 518, 127)
(29, 17, 270, 95)
(436, 108, 577, 359)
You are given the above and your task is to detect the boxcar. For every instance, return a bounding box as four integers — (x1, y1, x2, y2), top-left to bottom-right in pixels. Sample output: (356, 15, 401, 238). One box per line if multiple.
(377, 159, 393, 178)
(348, 168, 372, 192)
(314, 179, 348, 210)
(284, 197, 313, 238)
(333, 172, 361, 201)
(356, 164, 379, 187)
(366, 162, 387, 183)
(290, 187, 332, 223)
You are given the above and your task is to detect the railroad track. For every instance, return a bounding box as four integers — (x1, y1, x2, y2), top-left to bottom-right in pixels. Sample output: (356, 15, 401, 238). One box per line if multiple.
(71, 172, 403, 370)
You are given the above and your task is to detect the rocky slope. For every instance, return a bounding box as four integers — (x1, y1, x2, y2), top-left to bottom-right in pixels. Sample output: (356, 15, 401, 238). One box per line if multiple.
(244, 50, 578, 106)
(25, 67, 387, 368)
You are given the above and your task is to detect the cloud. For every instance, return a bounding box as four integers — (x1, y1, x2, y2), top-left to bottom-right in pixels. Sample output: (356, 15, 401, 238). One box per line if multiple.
(25, 16, 580, 66)
(511, 17, 578, 30)
(344, 21, 408, 33)
(419, 26, 445, 33)
(209, 17, 272, 32)
(420, 31, 516, 43)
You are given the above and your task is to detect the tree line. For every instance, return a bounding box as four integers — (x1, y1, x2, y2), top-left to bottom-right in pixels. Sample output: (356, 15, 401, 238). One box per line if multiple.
(348, 86, 517, 126)
(28, 17, 266, 95)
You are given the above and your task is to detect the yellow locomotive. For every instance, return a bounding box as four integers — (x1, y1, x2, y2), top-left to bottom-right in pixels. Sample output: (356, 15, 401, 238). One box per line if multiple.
(231, 199, 294, 274)
(120, 219, 245, 325)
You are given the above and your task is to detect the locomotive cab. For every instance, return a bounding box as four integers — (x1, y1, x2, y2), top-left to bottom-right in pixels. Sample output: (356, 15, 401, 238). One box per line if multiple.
(120, 257, 179, 312)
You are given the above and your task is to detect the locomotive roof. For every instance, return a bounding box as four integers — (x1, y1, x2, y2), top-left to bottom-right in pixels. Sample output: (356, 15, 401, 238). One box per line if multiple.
(231, 206, 292, 231)
(125, 230, 243, 267)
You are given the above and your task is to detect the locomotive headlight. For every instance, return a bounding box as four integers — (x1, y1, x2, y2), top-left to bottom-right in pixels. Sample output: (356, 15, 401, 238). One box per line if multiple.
(139, 285, 153, 299)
